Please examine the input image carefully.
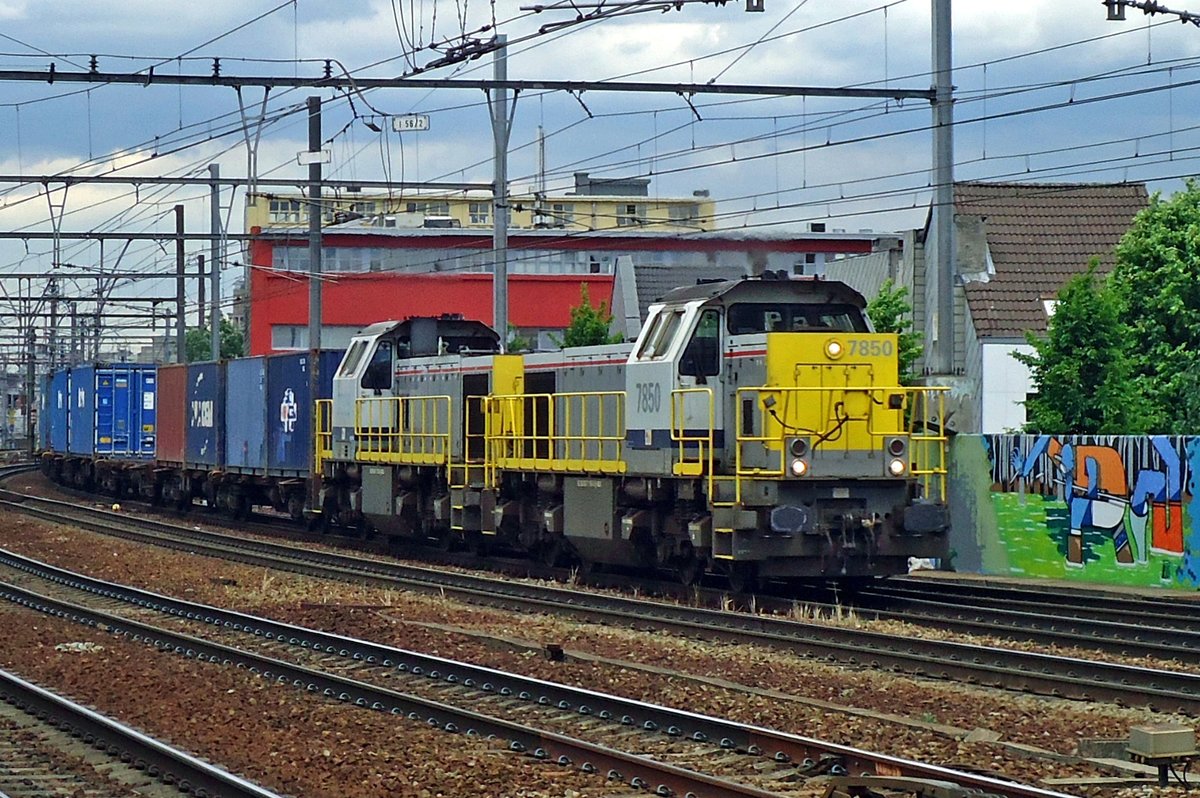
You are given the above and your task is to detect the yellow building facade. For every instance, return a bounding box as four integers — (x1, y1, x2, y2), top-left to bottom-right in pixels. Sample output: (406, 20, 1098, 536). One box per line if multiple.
(245, 188, 716, 234)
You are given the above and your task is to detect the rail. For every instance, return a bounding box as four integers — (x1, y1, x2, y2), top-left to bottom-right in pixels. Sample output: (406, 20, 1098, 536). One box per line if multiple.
(0, 664, 281, 798)
(0, 547, 1077, 798)
(485, 391, 626, 476)
(354, 395, 451, 466)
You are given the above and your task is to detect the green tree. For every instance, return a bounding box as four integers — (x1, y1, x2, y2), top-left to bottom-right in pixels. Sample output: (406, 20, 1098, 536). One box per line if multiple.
(506, 325, 533, 353)
(185, 318, 245, 362)
(1110, 179, 1200, 433)
(555, 284, 623, 348)
(866, 278, 923, 383)
(1013, 262, 1147, 434)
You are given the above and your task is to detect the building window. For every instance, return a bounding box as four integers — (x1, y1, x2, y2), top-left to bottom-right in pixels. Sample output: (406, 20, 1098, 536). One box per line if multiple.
(793, 253, 818, 275)
(272, 247, 307, 271)
(617, 203, 645, 227)
(269, 199, 303, 224)
(405, 200, 450, 216)
(469, 202, 490, 225)
(326, 248, 366, 273)
(551, 202, 575, 228)
(351, 201, 377, 215)
(271, 325, 362, 351)
(271, 247, 369, 273)
(669, 203, 700, 225)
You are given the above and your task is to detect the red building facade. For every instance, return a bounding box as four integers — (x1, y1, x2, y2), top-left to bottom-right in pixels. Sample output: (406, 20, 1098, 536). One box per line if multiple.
(246, 226, 880, 355)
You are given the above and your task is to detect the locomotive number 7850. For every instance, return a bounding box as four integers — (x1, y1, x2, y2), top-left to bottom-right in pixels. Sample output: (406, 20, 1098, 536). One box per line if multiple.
(635, 382, 662, 414)
(847, 339, 895, 357)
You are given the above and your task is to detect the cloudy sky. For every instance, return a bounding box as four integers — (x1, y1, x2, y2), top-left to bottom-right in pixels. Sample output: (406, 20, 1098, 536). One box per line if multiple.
(0, 0, 1198, 352)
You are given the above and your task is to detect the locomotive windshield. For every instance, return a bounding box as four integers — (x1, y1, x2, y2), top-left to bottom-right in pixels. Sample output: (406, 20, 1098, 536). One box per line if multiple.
(636, 308, 686, 360)
(337, 339, 370, 378)
(361, 341, 393, 390)
(726, 303, 867, 335)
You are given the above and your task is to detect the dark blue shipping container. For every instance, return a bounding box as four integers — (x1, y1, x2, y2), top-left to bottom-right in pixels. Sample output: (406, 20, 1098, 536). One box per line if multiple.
(225, 357, 267, 472)
(185, 361, 225, 467)
(46, 370, 70, 452)
(67, 366, 95, 456)
(94, 365, 157, 458)
(318, 350, 342, 399)
(38, 375, 47, 451)
(265, 350, 342, 475)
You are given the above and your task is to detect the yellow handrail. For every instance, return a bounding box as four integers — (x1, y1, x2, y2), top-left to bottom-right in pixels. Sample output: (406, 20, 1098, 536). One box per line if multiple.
(354, 395, 452, 466)
(485, 391, 626, 475)
(455, 394, 489, 489)
(669, 387, 714, 480)
(733, 385, 949, 502)
(315, 399, 333, 471)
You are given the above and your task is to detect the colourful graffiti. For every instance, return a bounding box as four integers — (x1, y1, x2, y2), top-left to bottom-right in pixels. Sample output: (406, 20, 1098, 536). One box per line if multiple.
(949, 436, 1198, 590)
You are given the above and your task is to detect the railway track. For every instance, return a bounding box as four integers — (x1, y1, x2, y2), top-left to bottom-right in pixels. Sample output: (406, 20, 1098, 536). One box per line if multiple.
(0, 548, 1072, 798)
(21, 465, 1200, 665)
(4, 480, 1200, 719)
(0, 663, 281, 798)
(862, 577, 1200, 633)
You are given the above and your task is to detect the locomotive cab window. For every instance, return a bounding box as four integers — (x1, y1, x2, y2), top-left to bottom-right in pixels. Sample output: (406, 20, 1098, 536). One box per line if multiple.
(727, 303, 868, 334)
(361, 341, 393, 390)
(337, 340, 369, 378)
(636, 308, 686, 360)
(680, 308, 721, 379)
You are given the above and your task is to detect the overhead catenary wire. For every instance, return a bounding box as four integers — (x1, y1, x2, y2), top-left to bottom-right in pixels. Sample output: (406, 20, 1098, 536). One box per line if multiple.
(0, 0, 1195, 343)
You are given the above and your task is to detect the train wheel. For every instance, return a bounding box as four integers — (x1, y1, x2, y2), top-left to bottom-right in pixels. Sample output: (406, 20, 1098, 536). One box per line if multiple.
(574, 557, 602, 578)
(540, 538, 564, 568)
(725, 563, 759, 594)
(677, 554, 706, 586)
(231, 495, 250, 521)
(287, 495, 305, 522)
(467, 532, 492, 557)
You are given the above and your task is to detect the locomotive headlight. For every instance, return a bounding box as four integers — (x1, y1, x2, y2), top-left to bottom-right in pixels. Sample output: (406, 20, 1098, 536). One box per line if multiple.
(888, 457, 907, 476)
(824, 338, 844, 360)
(788, 437, 809, 457)
(790, 458, 809, 477)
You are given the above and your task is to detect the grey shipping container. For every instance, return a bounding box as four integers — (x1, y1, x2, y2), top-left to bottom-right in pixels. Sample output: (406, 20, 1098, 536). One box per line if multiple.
(225, 357, 267, 472)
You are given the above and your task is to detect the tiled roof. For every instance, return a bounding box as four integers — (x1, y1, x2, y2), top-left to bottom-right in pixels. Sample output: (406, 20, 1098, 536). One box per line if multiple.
(955, 181, 1148, 337)
(633, 263, 747, 318)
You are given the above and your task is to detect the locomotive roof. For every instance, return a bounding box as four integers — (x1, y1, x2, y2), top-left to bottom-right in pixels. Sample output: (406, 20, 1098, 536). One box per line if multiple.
(657, 276, 866, 307)
(355, 316, 499, 357)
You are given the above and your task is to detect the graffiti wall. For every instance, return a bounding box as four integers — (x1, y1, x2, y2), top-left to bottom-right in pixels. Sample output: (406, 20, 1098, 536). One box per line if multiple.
(948, 435, 1200, 590)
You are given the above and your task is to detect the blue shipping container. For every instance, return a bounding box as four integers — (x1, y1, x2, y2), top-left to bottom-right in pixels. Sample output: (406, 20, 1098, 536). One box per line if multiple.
(67, 366, 95, 456)
(225, 357, 267, 472)
(38, 375, 48, 451)
(265, 350, 343, 475)
(319, 350, 342, 398)
(46, 370, 70, 452)
(185, 361, 225, 467)
(94, 365, 157, 458)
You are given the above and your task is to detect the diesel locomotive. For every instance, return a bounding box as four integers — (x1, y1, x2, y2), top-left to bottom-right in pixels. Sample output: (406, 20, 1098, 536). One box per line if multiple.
(318, 275, 950, 588)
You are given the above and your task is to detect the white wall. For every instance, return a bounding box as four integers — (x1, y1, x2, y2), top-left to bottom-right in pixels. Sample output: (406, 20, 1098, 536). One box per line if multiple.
(980, 342, 1035, 433)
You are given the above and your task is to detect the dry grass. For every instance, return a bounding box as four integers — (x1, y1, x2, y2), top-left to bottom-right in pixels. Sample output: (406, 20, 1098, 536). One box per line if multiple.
(786, 600, 861, 626)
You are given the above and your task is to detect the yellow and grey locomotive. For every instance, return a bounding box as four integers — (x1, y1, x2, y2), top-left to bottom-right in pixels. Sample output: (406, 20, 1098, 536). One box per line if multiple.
(318, 275, 948, 588)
